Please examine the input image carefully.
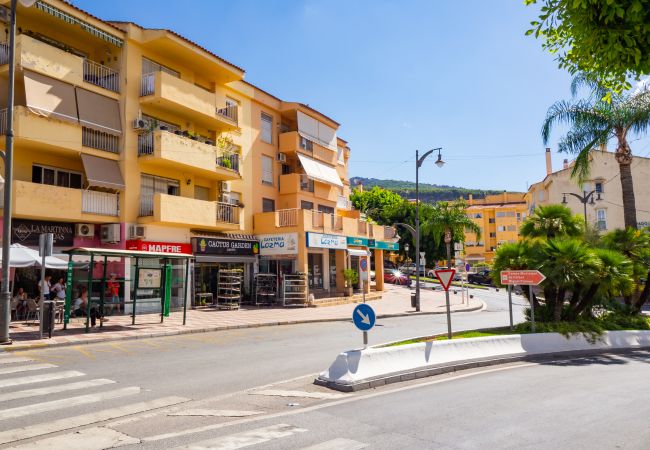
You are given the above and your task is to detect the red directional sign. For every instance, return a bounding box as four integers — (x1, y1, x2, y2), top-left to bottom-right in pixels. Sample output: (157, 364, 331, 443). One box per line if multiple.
(500, 270, 546, 286)
(434, 268, 456, 291)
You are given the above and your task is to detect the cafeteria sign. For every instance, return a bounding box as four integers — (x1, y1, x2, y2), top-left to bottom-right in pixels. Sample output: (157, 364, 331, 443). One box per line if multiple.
(259, 233, 298, 256)
(192, 237, 259, 256)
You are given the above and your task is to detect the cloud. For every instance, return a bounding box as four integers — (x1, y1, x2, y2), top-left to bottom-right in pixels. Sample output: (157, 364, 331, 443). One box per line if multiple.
(632, 77, 650, 95)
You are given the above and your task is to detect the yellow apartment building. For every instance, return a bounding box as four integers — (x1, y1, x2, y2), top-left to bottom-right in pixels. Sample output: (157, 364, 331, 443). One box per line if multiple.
(463, 192, 527, 264)
(0, 0, 397, 306)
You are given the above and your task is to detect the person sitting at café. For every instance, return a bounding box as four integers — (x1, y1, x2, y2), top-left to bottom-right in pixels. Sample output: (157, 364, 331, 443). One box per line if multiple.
(13, 287, 27, 320)
(74, 286, 102, 327)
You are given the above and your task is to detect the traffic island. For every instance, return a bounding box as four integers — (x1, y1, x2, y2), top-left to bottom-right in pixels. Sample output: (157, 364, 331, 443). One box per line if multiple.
(315, 330, 650, 392)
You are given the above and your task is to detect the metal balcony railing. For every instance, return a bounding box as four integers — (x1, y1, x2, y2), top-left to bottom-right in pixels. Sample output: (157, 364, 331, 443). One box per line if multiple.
(82, 190, 119, 216)
(0, 42, 8, 65)
(277, 209, 298, 227)
(358, 221, 368, 235)
(82, 127, 119, 154)
(140, 73, 155, 96)
(216, 153, 240, 172)
(83, 59, 120, 93)
(216, 104, 238, 124)
(0, 108, 6, 135)
(216, 201, 240, 224)
(312, 210, 324, 228)
(137, 132, 154, 156)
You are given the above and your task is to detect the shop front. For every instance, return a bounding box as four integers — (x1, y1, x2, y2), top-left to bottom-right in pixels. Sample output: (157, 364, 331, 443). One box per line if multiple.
(192, 236, 259, 305)
(258, 232, 298, 284)
(305, 232, 347, 296)
(346, 236, 399, 293)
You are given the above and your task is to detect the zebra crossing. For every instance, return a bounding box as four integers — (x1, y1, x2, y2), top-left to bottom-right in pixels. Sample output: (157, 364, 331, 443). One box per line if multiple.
(0, 351, 188, 446)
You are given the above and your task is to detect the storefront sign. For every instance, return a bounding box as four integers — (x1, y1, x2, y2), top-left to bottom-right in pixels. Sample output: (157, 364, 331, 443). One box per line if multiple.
(345, 236, 398, 251)
(259, 233, 298, 256)
(126, 240, 192, 254)
(306, 232, 347, 249)
(347, 237, 368, 247)
(11, 219, 73, 247)
(373, 241, 399, 251)
(192, 237, 259, 256)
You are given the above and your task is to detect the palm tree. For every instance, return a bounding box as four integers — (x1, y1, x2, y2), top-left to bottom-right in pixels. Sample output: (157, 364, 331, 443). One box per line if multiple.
(541, 79, 650, 229)
(423, 200, 481, 268)
(520, 204, 583, 239)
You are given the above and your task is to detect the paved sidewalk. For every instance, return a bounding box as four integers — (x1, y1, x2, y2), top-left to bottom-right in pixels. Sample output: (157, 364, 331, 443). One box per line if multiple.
(2, 285, 483, 351)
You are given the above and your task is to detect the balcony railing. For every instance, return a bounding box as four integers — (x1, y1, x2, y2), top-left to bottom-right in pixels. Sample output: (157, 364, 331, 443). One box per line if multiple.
(337, 195, 351, 209)
(0, 108, 6, 135)
(137, 132, 154, 156)
(83, 59, 120, 93)
(312, 210, 323, 228)
(82, 127, 119, 154)
(82, 190, 119, 216)
(0, 42, 8, 65)
(216, 104, 238, 124)
(216, 201, 240, 224)
(216, 153, 240, 172)
(140, 72, 155, 96)
(278, 209, 298, 227)
(358, 221, 368, 235)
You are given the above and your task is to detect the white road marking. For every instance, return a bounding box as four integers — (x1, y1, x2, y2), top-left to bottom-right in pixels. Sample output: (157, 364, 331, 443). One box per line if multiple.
(0, 356, 32, 365)
(0, 370, 85, 388)
(168, 410, 263, 418)
(172, 424, 307, 450)
(0, 379, 116, 403)
(0, 396, 189, 445)
(300, 438, 369, 450)
(6, 426, 140, 450)
(0, 387, 141, 421)
(250, 389, 346, 400)
(0, 363, 56, 375)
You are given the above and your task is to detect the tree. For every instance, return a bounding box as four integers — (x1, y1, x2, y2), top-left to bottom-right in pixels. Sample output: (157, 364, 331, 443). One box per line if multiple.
(542, 81, 650, 229)
(350, 186, 406, 225)
(423, 200, 481, 268)
(519, 204, 583, 239)
(525, 0, 650, 94)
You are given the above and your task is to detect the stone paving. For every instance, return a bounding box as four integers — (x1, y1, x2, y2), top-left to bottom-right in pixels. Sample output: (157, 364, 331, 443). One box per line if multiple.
(2, 284, 483, 351)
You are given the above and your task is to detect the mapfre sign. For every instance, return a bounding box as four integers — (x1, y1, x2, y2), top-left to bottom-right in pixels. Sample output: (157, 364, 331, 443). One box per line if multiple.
(500, 270, 546, 286)
(126, 240, 192, 254)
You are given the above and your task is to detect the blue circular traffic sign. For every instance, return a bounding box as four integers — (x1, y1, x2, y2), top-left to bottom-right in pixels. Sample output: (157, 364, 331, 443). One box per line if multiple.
(353, 304, 375, 331)
(360, 259, 368, 271)
(465, 263, 471, 272)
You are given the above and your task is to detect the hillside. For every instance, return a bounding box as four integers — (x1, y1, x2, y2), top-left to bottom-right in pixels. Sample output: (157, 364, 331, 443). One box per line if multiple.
(350, 177, 506, 203)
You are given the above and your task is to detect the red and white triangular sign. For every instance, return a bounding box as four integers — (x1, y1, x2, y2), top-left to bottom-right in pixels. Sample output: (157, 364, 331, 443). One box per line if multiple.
(435, 268, 456, 291)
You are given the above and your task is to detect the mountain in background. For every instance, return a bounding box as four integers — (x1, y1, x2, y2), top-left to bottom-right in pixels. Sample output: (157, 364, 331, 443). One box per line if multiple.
(350, 177, 508, 203)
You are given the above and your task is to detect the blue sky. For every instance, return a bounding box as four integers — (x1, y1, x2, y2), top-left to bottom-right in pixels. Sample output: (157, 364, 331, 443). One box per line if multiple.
(73, 0, 650, 192)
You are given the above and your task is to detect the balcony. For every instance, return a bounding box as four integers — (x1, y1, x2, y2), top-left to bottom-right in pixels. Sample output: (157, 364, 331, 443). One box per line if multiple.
(279, 131, 337, 165)
(137, 130, 240, 180)
(279, 173, 339, 203)
(140, 71, 238, 129)
(0, 35, 119, 94)
(10, 181, 118, 221)
(139, 193, 241, 231)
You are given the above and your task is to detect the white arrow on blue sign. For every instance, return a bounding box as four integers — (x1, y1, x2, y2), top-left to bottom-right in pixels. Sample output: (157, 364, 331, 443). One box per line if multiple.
(352, 303, 375, 331)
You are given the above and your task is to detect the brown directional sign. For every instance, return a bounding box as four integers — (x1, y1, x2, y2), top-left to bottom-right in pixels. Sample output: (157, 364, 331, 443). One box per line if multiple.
(500, 270, 546, 286)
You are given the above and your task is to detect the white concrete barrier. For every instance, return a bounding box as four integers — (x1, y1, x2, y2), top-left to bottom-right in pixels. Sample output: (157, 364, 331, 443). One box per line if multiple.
(317, 331, 650, 391)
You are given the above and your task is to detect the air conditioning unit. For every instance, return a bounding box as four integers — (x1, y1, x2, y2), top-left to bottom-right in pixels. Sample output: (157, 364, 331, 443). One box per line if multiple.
(129, 225, 146, 240)
(132, 118, 150, 131)
(220, 181, 231, 193)
(100, 224, 121, 244)
(276, 153, 287, 163)
(75, 223, 95, 238)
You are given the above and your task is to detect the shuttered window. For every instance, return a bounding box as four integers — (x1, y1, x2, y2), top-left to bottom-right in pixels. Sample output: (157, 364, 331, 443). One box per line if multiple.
(261, 155, 273, 185)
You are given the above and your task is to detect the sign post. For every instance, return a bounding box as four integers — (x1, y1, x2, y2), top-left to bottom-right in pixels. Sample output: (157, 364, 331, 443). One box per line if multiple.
(38, 233, 53, 340)
(352, 303, 375, 348)
(500, 270, 546, 333)
(434, 268, 456, 339)
(359, 258, 368, 304)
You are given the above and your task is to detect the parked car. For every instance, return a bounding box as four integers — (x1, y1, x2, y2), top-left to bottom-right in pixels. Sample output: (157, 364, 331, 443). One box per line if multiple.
(370, 270, 376, 281)
(467, 270, 494, 286)
(383, 260, 397, 270)
(426, 267, 462, 282)
(384, 269, 412, 286)
(398, 263, 425, 276)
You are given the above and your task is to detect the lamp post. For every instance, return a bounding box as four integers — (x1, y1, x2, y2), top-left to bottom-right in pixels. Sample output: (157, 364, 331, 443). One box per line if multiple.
(1, 0, 36, 345)
(561, 190, 601, 228)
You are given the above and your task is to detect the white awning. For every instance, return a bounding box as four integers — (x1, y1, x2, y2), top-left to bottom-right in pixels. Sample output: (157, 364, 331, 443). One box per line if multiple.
(347, 248, 369, 257)
(297, 110, 337, 150)
(297, 154, 343, 188)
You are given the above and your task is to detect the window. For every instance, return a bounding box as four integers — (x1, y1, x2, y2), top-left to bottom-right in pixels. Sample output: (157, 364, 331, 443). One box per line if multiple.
(488, 218, 495, 224)
(595, 182, 604, 193)
(139, 174, 180, 216)
(496, 212, 506, 218)
(32, 165, 82, 189)
(301, 200, 314, 210)
(337, 146, 345, 164)
(225, 97, 238, 108)
(262, 198, 275, 212)
(516, 212, 522, 221)
(489, 232, 497, 238)
(596, 209, 607, 230)
(194, 186, 210, 201)
(300, 136, 313, 151)
(141, 57, 179, 78)
(261, 155, 273, 185)
(261, 112, 273, 144)
(507, 225, 517, 232)
(497, 226, 506, 232)
(538, 191, 545, 201)
(300, 175, 314, 192)
(228, 192, 241, 205)
(318, 205, 335, 215)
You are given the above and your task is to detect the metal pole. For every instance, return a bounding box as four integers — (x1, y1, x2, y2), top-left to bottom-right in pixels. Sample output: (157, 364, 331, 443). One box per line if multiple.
(415, 150, 421, 312)
(0, 0, 18, 345)
(182, 259, 190, 326)
(363, 330, 368, 347)
(38, 252, 45, 340)
(85, 254, 94, 333)
(508, 284, 514, 331)
(99, 256, 107, 328)
(529, 284, 535, 333)
(132, 257, 139, 325)
(445, 290, 452, 339)
(583, 191, 588, 228)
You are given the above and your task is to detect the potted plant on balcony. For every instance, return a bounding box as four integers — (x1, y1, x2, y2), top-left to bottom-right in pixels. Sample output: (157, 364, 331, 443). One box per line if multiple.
(174, 129, 183, 136)
(159, 125, 168, 131)
(343, 269, 358, 297)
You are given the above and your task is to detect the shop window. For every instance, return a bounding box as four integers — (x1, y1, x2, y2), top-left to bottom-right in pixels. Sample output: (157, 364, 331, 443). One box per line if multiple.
(262, 198, 275, 212)
(308, 253, 324, 289)
(301, 200, 314, 210)
(329, 250, 337, 287)
(32, 164, 82, 189)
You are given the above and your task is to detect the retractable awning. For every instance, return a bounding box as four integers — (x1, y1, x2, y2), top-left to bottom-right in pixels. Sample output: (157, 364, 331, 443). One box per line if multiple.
(297, 154, 344, 188)
(81, 154, 125, 190)
(76, 88, 122, 135)
(23, 70, 78, 123)
(347, 248, 369, 257)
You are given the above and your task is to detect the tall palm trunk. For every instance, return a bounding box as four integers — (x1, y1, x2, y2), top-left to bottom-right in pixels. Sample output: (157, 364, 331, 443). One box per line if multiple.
(616, 137, 637, 229)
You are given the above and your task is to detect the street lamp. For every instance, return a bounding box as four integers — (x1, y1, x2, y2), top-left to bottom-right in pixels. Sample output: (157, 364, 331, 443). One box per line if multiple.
(1, 0, 37, 345)
(561, 189, 602, 228)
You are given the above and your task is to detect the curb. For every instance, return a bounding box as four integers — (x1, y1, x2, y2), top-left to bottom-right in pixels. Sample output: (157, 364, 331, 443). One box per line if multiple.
(0, 300, 486, 353)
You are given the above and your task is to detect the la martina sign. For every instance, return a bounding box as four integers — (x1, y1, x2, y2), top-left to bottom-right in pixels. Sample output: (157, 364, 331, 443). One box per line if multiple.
(12, 219, 74, 246)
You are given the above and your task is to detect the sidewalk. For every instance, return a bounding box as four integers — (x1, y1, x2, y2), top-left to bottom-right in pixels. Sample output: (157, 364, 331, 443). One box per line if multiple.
(2, 285, 483, 351)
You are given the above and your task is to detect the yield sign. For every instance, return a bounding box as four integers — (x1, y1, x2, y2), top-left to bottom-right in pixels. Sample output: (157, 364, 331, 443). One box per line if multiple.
(434, 268, 456, 291)
(500, 270, 546, 286)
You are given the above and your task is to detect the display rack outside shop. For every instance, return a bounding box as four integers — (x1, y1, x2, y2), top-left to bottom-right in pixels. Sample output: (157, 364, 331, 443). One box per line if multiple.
(216, 269, 242, 310)
(282, 272, 309, 307)
(254, 273, 277, 306)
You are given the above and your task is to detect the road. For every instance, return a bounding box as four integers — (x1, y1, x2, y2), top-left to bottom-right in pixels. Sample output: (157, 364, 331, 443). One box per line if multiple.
(0, 287, 534, 448)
